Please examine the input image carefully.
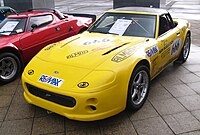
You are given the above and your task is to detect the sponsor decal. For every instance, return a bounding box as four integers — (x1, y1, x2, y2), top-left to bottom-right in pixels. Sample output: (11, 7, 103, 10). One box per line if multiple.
(146, 46, 159, 58)
(66, 50, 88, 59)
(159, 40, 173, 58)
(112, 47, 136, 62)
(159, 41, 172, 54)
(38, 74, 64, 87)
(151, 56, 159, 75)
(77, 82, 89, 88)
(171, 38, 182, 55)
(44, 44, 56, 51)
(112, 43, 146, 63)
(28, 70, 34, 75)
(83, 38, 113, 45)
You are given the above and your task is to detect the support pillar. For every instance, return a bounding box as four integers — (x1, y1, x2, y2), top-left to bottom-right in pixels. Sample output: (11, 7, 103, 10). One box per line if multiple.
(3, 0, 55, 12)
(113, 0, 160, 9)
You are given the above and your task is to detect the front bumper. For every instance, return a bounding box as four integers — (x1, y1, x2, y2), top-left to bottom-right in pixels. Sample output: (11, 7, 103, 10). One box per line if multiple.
(22, 74, 126, 121)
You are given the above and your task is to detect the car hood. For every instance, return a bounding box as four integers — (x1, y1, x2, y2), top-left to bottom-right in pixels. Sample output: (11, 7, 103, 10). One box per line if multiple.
(37, 32, 147, 70)
(25, 32, 150, 92)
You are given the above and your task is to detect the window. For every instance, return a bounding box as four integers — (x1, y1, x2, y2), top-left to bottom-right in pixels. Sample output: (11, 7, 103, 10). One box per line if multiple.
(0, 18, 27, 36)
(88, 13, 157, 38)
(158, 14, 175, 36)
(28, 14, 53, 31)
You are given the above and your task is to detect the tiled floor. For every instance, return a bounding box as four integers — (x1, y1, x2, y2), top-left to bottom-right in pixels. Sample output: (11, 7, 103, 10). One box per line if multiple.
(1, 0, 200, 135)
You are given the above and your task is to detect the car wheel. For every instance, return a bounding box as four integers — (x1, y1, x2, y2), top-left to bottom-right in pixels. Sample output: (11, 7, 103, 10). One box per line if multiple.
(127, 65, 150, 111)
(0, 53, 21, 84)
(176, 33, 191, 63)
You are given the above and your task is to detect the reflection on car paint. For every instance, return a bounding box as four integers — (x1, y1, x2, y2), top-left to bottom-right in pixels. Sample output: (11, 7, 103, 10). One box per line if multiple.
(60, 37, 80, 48)
(92, 45, 116, 52)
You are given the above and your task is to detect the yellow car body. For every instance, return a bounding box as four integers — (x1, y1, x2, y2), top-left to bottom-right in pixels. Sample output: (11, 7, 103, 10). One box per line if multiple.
(22, 7, 191, 121)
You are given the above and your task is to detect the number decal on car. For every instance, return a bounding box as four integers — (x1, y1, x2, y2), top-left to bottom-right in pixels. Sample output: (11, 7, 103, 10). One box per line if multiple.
(171, 38, 182, 55)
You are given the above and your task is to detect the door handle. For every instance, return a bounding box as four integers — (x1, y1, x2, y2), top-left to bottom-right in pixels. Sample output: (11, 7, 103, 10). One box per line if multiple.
(176, 32, 180, 36)
(55, 27, 60, 31)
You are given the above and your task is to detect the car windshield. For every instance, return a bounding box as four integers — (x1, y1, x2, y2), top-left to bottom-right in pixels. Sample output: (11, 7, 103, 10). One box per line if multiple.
(0, 18, 27, 36)
(88, 13, 156, 38)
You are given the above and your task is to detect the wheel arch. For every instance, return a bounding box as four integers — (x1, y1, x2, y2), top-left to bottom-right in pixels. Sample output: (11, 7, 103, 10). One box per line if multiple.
(126, 59, 151, 111)
(131, 59, 150, 74)
(0, 47, 24, 66)
(184, 29, 191, 41)
(185, 30, 191, 44)
(135, 59, 150, 69)
(184, 28, 191, 40)
(128, 58, 151, 82)
(187, 30, 191, 37)
(175, 29, 191, 63)
(128, 59, 151, 89)
(180, 29, 191, 55)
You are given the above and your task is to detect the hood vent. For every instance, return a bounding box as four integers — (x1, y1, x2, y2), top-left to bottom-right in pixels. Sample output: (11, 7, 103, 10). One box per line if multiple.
(102, 42, 130, 55)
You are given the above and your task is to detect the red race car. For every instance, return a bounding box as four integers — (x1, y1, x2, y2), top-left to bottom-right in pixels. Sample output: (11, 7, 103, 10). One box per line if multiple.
(0, 9, 95, 84)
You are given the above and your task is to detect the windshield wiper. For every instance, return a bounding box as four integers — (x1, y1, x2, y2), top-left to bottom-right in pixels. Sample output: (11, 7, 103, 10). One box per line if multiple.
(132, 18, 150, 34)
(89, 30, 108, 34)
(0, 31, 13, 33)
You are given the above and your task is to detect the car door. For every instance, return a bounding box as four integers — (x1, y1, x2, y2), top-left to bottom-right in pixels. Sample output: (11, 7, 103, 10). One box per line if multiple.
(20, 14, 60, 63)
(52, 19, 76, 42)
(157, 14, 183, 70)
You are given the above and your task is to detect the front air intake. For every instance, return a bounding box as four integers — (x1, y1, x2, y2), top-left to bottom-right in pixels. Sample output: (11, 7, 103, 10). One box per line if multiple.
(26, 83, 76, 107)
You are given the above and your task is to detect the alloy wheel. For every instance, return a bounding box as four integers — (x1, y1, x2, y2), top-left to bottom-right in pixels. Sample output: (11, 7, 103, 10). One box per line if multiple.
(0, 57, 17, 80)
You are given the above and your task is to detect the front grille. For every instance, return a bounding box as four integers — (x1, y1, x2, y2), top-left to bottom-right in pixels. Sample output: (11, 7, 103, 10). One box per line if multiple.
(26, 83, 76, 107)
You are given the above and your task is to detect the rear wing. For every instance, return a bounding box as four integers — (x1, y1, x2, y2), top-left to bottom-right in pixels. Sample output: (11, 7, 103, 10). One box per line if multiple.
(27, 8, 65, 19)
(27, 8, 96, 22)
(63, 13, 96, 22)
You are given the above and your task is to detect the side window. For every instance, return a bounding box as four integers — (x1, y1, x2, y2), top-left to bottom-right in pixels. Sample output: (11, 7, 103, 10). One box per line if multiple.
(165, 13, 175, 28)
(159, 14, 171, 36)
(28, 14, 53, 31)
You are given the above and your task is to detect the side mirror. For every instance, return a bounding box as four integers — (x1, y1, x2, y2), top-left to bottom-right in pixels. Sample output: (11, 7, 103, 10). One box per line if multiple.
(31, 24, 38, 32)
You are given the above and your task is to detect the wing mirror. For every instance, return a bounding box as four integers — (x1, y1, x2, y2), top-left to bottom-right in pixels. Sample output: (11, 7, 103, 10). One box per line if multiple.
(31, 24, 38, 32)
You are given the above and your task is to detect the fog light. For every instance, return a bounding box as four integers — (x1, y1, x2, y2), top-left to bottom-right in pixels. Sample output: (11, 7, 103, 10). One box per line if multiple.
(86, 105, 97, 112)
(89, 105, 96, 111)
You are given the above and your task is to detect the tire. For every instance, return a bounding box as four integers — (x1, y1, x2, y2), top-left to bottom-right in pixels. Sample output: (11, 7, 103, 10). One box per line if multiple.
(0, 53, 21, 84)
(127, 65, 150, 111)
(176, 33, 191, 63)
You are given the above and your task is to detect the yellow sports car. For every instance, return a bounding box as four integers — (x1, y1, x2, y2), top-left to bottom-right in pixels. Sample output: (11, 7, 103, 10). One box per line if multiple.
(22, 7, 191, 121)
